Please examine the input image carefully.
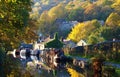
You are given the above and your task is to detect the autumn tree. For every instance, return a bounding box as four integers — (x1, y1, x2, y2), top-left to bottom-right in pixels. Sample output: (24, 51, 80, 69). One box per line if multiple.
(96, 0, 113, 6)
(37, 11, 51, 35)
(87, 27, 105, 44)
(67, 19, 101, 42)
(83, 4, 101, 21)
(0, 0, 38, 50)
(38, 3, 68, 36)
(48, 3, 67, 22)
(88, 26, 120, 44)
(67, 7, 84, 22)
(105, 13, 120, 27)
(99, 5, 113, 21)
(112, 0, 120, 14)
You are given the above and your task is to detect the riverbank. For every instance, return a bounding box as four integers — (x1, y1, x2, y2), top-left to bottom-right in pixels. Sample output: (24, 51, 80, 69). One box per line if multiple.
(68, 55, 120, 69)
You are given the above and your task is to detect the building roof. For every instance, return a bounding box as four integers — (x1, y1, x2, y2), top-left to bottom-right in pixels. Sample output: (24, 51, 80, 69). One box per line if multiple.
(77, 39, 87, 46)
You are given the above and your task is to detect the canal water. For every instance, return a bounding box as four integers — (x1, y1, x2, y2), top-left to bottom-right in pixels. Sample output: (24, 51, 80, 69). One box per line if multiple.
(25, 52, 86, 77)
(12, 45, 87, 77)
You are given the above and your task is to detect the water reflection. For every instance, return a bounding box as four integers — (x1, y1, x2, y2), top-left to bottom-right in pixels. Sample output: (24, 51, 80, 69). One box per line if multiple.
(13, 48, 85, 77)
(34, 49, 85, 77)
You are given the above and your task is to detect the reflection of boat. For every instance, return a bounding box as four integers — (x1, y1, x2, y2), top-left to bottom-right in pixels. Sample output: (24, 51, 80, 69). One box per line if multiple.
(73, 59, 86, 68)
(12, 42, 41, 63)
(43, 48, 73, 69)
(20, 49, 27, 59)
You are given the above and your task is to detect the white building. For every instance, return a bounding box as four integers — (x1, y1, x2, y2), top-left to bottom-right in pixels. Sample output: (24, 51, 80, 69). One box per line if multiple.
(34, 43, 45, 50)
(77, 39, 87, 46)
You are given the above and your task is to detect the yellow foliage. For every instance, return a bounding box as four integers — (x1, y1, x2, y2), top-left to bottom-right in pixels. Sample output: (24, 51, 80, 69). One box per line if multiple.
(5, 0, 16, 3)
(111, 0, 120, 16)
(67, 20, 99, 42)
(48, 3, 66, 21)
(67, 68, 85, 77)
(106, 13, 120, 27)
(39, 11, 51, 22)
(112, 0, 120, 6)
(67, 23, 84, 42)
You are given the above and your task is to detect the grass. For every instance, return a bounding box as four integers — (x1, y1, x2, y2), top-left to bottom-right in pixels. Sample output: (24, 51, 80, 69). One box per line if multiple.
(106, 59, 120, 64)
(116, 69, 120, 76)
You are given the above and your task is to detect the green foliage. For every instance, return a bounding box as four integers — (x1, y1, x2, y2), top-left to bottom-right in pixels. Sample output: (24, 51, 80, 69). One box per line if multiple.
(0, 0, 31, 28)
(91, 55, 105, 62)
(67, 7, 84, 22)
(45, 33, 64, 48)
(102, 66, 118, 77)
(99, 5, 113, 21)
(65, 0, 114, 21)
(116, 69, 120, 76)
(37, 3, 68, 36)
(96, 0, 113, 6)
(35, 0, 119, 39)
(48, 3, 67, 20)
(87, 26, 120, 44)
(101, 27, 120, 40)
(4, 54, 21, 75)
(87, 34, 102, 44)
(87, 27, 105, 44)
(0, 46, 22, 77)
(0, 0, 38, 50)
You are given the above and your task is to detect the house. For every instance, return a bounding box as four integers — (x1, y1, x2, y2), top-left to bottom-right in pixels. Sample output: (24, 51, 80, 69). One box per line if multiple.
(34, 35, 53, 50)
(63, 39, 76, 48)
(55, 18, 78, 31)
(33, 42, 45, 50)
(60, 21, 78, 31)
(77, 39, 87, 46)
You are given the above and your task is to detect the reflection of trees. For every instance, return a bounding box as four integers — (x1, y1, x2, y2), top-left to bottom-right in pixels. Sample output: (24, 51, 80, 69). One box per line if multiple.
(67, 67, 85, 77)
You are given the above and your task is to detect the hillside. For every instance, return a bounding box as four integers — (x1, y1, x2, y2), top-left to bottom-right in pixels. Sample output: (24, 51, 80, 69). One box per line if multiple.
(31, 0, 71, 14)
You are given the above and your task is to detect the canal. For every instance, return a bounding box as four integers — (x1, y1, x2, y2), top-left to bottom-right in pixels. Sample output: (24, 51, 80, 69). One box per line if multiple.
(19, 49, 86, 77)
(13, 46, 120, 77)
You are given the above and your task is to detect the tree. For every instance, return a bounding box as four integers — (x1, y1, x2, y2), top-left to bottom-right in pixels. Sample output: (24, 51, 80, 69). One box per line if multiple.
(38, 11, 58, 36)
(101, 26, 120, 40)
(39, 11, 51, 23)
(96, 0, 113, 6)
(45, 33, 64, 48)
(67, 7, 84, 22)
(87, 26, 120, 44)
(0, 0, 38, 50)
(87, 28, 105, 44)
(112, 0, 120, 14)
(83, 4, 101, 20)
(0, 46, 23, 77)
(99, 5, 113, 21)
(67, 19, 101, 42)
(105, 13, 120, 27)
(48, 3, 67, 21)
(37, 3, 68, 36)
(67, 67, 85, 77)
